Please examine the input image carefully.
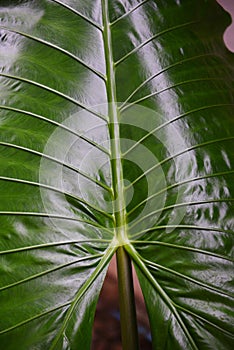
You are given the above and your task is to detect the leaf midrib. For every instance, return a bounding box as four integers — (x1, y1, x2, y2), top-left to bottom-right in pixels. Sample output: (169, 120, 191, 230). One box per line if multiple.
(102, 0, 128, 243)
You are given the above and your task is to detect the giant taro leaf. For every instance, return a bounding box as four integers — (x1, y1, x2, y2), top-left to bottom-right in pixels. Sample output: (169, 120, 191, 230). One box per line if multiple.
(0, 1, 234, 349)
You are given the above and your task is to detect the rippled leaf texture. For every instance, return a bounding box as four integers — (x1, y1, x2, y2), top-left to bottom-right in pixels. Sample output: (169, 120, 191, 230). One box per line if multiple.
(0, 1, 234, 349)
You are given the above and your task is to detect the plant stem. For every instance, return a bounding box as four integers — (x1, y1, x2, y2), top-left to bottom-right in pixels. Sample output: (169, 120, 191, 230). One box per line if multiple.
(116, 246, 140, 350)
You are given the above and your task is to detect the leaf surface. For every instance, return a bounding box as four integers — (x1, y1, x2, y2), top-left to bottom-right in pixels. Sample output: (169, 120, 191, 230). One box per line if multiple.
(0, 1, 234, 349)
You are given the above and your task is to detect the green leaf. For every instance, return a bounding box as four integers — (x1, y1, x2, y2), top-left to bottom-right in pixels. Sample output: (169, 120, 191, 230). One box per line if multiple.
(0, 1, 233, 349)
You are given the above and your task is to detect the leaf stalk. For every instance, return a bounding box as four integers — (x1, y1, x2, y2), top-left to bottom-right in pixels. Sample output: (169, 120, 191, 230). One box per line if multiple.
(116, 246, 140, 350)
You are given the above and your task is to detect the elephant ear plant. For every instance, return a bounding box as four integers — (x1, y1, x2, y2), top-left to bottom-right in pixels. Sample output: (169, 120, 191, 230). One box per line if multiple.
(0, 1, 234, 349)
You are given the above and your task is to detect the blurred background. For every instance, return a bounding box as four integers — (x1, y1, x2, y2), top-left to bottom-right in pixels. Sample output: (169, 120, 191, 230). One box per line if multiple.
(217, 0, 234, 51)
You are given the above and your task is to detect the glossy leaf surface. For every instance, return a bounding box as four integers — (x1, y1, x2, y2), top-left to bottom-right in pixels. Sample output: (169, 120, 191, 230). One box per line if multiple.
(0, 1, 234, 349)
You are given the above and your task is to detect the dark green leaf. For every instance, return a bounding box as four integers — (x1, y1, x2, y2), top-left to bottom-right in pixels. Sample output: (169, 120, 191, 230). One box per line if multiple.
(0, 1, 233, 349)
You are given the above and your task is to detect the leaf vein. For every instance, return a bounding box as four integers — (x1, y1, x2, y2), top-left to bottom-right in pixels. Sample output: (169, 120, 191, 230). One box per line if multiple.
(0, 303, 70, 335)
(143, 258, 233, 298)
(125, 136, 234, 191)
(131, 239, 233, 261)
(50, 0, 103, 30)
(0, 254, 102, 292)
(0, 27, 105, 80)
(115, 21, 197, 66)
(123, 78, 227, 107)
(130, 199, 234, 229)
(110, 0, 150, 26)
(120, 53, 214, 108)
(122, 104, 234, 157)
(0, 73, 107, 122)
(49, 245, 116, 350)
(0, 142, 112, 194)
(0, 106, 110, 156)
(0, 239, 111, 256)
(127, 170, 234, 216)
(126, 244, 199, 350)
